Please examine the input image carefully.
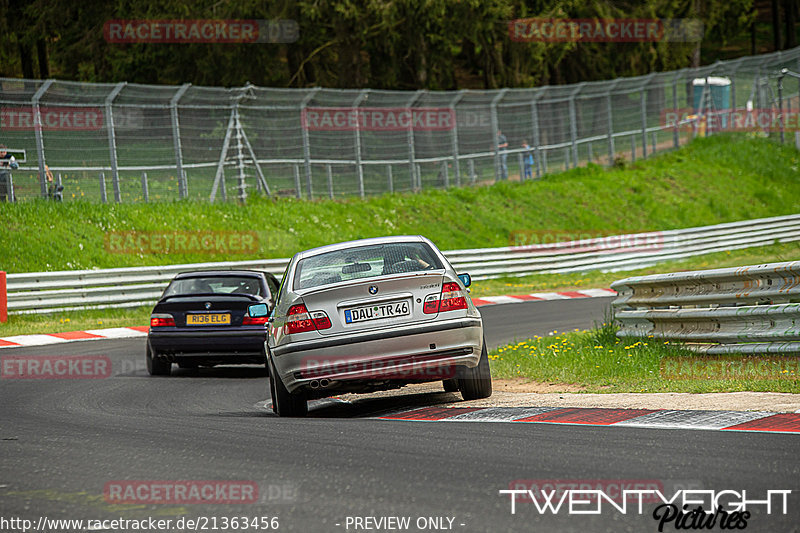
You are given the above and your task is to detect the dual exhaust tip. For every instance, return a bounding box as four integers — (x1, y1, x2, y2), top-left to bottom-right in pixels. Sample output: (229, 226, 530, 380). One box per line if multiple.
(308, 378, 332, 389)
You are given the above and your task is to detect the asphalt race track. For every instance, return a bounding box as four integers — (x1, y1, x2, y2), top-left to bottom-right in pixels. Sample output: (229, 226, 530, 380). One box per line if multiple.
(1, 297, 798, 533)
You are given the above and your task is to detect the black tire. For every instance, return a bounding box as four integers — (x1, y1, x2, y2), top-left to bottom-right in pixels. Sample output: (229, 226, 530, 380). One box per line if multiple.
(457, 341, 492, 400)
(269, 356, 307, 417)
(267, 356, 277, 414)
(442, 378, 459, 392)
(146, 344, 171, 376)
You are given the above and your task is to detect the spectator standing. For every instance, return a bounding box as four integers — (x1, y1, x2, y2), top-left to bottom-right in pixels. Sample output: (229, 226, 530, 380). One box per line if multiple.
(522, 141, 534, 180)
(0, 144, 19, 202)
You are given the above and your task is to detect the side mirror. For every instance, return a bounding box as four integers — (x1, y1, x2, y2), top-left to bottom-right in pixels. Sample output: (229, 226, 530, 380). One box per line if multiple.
(458, 273, 471, 288)
(248, 303, 269, 318)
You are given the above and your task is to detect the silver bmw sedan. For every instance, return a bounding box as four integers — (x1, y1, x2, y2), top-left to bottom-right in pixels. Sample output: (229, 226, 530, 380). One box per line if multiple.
(248, 235, 492, 417)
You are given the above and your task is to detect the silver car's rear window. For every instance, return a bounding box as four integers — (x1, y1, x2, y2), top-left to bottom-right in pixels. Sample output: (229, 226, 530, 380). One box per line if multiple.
(294, 242, 443, 290)
(164, 276, 263, 297)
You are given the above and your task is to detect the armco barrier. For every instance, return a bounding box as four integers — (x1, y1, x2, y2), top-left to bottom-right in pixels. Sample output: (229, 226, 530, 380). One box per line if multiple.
(0, 271, 7, 323)
(6, 213, 800, 315)
(611, 261, 800, 354)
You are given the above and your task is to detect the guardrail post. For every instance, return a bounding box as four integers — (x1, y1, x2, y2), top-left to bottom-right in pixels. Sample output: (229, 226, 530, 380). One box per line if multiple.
(105, 82, 126, 202)
(0, 271, 7, 323)
(170, 83, 191, 199)
(141, 172, 149, 202)
(99, 172, 107, 203)
(386, 164, 393, 193)
(326, 164, 334, 199)
(32, 79, 54, 198)
(353, 89, 369, 198)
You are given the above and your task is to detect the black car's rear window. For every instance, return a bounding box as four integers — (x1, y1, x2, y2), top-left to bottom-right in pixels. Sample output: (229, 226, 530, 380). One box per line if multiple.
(164, 276, 263, 297)
(294, 242, 443, 290)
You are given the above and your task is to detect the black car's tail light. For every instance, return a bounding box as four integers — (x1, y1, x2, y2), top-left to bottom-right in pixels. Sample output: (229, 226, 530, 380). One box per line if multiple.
(150, 314, 176, 327)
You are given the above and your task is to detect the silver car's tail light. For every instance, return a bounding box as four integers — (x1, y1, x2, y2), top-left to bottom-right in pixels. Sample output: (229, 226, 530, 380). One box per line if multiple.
(423, 281, 468, 314)
(439, 282, 468, 312)
(284, 304, 332, 333)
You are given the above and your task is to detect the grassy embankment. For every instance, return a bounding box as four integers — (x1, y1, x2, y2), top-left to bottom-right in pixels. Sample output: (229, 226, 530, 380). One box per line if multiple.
(1, 134, 798, 338)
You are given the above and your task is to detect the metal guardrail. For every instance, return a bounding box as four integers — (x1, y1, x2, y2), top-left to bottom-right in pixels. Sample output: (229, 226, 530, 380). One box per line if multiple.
(612, 260, 800, 354)
(6, 213, 800, 315)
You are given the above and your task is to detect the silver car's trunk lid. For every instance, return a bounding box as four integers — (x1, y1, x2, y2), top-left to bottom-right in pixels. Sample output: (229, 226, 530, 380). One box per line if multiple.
(299, 271, 444, 336)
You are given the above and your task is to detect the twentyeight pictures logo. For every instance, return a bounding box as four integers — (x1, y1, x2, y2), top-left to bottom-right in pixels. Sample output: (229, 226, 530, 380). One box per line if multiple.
(103, 19, 299, 43)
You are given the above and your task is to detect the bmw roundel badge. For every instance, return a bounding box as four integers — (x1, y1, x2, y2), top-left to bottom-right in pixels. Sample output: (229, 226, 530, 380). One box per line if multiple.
(205, 302, 212, 309)
(369, 286, 378, 295)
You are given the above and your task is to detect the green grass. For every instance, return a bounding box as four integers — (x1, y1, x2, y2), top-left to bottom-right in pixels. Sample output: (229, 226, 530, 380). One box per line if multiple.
(489, 323, 800, 393)
(1, 134, 799, 274)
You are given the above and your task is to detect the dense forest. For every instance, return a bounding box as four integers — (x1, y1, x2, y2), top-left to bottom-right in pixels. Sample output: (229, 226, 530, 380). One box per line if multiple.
(0, 0, 797, 89)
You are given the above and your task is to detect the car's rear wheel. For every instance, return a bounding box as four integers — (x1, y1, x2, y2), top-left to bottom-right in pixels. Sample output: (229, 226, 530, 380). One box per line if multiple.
(146, 344, 171, 376)
(457, 341, 492, 400)
(269, 357, 307, 417)
(443, 379, 459, 392)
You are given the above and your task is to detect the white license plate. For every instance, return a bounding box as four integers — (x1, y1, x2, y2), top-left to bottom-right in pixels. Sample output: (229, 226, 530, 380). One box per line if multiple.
(344, 300, 410, 324)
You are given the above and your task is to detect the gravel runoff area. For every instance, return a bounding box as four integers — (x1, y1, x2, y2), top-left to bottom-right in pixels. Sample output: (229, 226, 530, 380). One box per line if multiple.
(342, 381, 800, 413)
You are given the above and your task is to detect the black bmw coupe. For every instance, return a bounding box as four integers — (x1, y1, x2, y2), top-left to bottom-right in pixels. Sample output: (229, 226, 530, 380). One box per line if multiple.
(146, 270, 279, 375)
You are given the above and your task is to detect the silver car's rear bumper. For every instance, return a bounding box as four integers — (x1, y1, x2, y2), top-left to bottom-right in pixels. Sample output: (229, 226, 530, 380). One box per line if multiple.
(270, 317, 483, 393)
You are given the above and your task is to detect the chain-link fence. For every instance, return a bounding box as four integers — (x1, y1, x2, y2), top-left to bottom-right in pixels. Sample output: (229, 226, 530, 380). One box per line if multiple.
(2, 47, 800, 203)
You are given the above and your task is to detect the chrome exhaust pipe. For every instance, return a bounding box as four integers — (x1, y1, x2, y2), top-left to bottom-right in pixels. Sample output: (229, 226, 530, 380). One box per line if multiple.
(309, 380, 320, 389)
(319, 378, 330, 388)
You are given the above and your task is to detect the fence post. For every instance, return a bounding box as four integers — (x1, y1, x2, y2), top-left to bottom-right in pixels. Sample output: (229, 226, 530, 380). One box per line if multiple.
(517, 152, 524, 180)
(568, 83, 585, 168)
(468, 159, 476, 183)
(442, 160, 449, 188)
(170, 83, 191, 199)
(0, 271, 6, 323)
(449, 91, 465, 187)
(7, 174, 14, 202)
(99, 172, 107, 203)
(652, 132, 657, 155)
(490, 89, 509, 180)
(387, 164, 393, 193)
(778, 70, 785, 144)
(531, 92, 543, 178)
(406, 90, 424, 190)
(326, 164, 334, 199)
(300, 88, 320, 199)
(640, 74, 655, 159)
(672, 75, 680, 149)
(605, 81, 618, 166)
(542, 150, 548, 174)
(141, 172, 149, 203)
(630, 136, 636, 162)
(353, 89, 369, 198)
(32, 79, 54, 198)
(587, 142, 593, 163)
(564, 148, 570, 170)
(105, 82, 126, 202)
